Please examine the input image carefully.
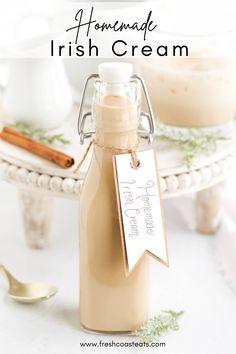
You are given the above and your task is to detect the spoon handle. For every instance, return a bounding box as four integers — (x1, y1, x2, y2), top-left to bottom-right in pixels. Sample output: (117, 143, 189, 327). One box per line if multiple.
(0, 264, 18, 287)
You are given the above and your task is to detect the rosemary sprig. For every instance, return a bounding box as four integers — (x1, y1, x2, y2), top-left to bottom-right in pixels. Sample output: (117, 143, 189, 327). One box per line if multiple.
(157, 123, 229, 168)
(7, 121, 70, 146)
(136, 310, 184, 343)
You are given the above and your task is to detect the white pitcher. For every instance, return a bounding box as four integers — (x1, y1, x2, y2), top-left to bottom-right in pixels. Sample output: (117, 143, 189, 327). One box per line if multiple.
(4, 57, 73, 129)
(3, 13, 72, 130)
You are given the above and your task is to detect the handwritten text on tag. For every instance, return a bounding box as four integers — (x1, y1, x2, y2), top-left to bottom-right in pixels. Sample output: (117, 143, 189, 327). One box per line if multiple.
(113, 149, 168, 274)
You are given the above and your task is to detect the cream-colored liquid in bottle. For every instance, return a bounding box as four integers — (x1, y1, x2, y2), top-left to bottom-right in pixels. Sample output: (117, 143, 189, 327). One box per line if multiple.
(79, 63, 149, 333)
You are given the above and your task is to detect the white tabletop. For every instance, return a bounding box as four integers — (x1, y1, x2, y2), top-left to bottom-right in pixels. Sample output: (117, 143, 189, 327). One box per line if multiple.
(0, 178, 235, 354)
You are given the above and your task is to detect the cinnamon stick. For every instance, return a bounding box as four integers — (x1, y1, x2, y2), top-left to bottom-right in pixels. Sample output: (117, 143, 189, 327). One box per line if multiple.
(0, 126, 74, 168)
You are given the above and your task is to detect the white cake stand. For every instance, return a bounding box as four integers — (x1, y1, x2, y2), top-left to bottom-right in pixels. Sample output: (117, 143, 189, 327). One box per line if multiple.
(0, 112, 236, 248)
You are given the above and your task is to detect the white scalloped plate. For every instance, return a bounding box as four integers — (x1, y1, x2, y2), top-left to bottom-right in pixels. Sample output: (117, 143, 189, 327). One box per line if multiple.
(1, 116, 236, 180)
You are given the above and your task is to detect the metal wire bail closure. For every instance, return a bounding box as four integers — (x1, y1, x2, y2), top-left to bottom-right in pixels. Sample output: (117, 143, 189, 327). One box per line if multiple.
(78, 74, 99, 144)
(131, 74, 155, 143)
(78, 73, 155, 144)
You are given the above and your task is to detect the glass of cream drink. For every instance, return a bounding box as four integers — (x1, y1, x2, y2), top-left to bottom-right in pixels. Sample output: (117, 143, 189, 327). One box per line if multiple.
(141, 30, 236, 128)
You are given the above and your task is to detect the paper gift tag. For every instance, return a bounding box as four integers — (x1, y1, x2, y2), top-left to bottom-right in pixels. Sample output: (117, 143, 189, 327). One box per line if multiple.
(113, 149, 169, 275)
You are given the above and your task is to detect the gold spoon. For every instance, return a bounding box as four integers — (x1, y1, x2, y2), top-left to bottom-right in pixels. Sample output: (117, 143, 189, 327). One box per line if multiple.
(0, 264, 58, 303)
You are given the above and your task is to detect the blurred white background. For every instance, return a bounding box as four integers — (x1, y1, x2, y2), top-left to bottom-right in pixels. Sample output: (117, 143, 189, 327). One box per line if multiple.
(0, 1, 236, 353)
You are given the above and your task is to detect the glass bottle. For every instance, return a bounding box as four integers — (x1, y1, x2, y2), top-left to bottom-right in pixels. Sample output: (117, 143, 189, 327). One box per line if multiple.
(79, 62, 150, 333)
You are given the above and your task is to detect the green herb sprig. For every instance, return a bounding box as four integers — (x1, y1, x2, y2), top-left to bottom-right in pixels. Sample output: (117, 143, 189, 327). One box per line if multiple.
(8, 121, 70, 146)
(157, 123, 229, 168)
(136, 310, 184, 343)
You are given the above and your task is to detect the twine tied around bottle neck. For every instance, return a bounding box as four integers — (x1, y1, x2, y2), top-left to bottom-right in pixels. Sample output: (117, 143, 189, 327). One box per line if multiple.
(73, 139, 140, 173)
